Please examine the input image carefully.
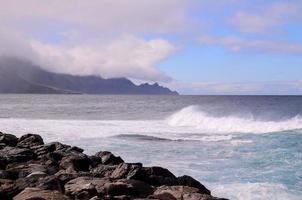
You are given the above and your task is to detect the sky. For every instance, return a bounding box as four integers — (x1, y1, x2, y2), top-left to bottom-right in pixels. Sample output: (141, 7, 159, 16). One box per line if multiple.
(0, 0, 302, 94)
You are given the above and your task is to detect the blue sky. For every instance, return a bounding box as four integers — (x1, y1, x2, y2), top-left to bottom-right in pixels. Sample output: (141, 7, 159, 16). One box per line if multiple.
(0, 0, 302, 94)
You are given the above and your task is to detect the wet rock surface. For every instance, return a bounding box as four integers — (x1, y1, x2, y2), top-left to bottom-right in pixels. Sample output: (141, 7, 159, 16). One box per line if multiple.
(0, 132, 227, 200)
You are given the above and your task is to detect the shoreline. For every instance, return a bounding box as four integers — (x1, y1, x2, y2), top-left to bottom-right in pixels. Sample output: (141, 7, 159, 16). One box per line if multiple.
(0, 131, 227, 200)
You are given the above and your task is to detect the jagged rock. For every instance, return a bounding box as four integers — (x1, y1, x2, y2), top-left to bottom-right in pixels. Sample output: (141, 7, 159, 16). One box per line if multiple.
(0, 132, 18, 147)
(49, 142, 71, 152)
(17, 134, 44, 148)
(94, 151, 124, 165)
(120, 179, 154, 197)
(90, 164, 117, 177)
(64, 177, 107, 199)
(103, 181, 133, 196)
(152, 192, 177, 200)
(59, 152, 90, 172)
(110, 163, 142, 179)
(6, 163, 48, 179)
(0, 178, 17, 199)
(130, 166, 178, 187)
(31, 143, 57, 158)
(0, 147, 35, 164)
(13, 187, 70, 200)
(177, 176, 210, 195)
(153, 186, 200, 200)
(103, 179, 153, 197)
(67, 146, 84, 153)
(183, 193, 228, 200)
(15, 174, 63, 193)
(54, 170, 92, 187)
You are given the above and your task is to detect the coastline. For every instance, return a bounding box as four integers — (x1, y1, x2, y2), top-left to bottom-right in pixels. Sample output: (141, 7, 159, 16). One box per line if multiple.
(0, 132, 227, 200)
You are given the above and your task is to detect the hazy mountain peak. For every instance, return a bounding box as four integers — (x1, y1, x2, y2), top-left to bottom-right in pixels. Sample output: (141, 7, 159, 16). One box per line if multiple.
(0, 58, 178, 95)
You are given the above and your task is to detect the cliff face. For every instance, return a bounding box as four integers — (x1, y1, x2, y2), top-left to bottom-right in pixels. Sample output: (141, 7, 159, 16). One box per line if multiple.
(0, 58, 178, 95)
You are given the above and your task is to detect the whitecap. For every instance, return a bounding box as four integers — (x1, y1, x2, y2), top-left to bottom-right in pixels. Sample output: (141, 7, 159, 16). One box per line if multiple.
(167, 105, 302, 134)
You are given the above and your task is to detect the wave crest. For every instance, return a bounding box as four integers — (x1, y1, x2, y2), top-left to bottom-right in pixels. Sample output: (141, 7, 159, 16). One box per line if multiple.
(167, 105, 302, 134)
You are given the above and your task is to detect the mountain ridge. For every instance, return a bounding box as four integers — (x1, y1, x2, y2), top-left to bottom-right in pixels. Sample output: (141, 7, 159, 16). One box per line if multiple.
(0, 58, 178, 95)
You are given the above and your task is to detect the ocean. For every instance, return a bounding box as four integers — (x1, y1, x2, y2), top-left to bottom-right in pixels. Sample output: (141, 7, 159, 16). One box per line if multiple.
(0, 94, 301, 199)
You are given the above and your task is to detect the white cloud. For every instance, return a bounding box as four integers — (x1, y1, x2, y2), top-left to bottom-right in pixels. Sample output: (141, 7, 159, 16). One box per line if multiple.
(0, 0, 194, 34)
(0, 28, 37, 61)
(228, 2, 299, 33)
(228, 12, 281, 33)
(0, 0, 194, 81)
(198, 35, 302, 54)
(30, 35, 176, 81)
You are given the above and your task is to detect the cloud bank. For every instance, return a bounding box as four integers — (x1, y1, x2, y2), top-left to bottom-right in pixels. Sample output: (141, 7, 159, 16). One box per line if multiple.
(31, 35, 175, 81)
(0, 0, 195, 81)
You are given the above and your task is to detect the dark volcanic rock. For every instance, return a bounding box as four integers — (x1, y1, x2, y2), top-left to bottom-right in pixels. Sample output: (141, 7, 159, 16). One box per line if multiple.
(90, 164, 117, 177)
(0, 178, 17, 199)
(6, 163, 48, 179)
(0, 132, 226, 200)
(153, 186, 203, 200)
(0, 132, 18, 147)
(94, 151, 124, 165)
(0, 146, 35, 164)
(110, 163, 142, 179)
(177, 176, 211, 195)
(64, 176, 105, 199)
(59, 152, 90, 172)
(13, 187, 70, 200)
(17, 134, 44, 148)
(130, 166, 178, 187)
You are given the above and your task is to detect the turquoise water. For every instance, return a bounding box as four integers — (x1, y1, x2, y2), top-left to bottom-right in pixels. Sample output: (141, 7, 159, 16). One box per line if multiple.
(0, 95, 301, 199)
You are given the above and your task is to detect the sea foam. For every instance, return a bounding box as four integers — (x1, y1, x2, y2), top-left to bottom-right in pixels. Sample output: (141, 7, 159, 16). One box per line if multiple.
(167, 105, 302, 134)
(210, 182, 301, 200)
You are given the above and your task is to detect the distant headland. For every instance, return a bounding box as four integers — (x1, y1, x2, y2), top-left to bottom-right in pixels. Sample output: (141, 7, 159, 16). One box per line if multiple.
(0, 58, 178, 95)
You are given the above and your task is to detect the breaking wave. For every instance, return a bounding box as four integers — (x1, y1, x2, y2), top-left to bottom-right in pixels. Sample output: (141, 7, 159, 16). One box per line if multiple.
(167, 105, 302, 134)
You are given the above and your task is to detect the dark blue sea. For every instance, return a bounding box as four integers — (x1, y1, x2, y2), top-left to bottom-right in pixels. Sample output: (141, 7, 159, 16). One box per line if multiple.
(0, 95, 301, 199)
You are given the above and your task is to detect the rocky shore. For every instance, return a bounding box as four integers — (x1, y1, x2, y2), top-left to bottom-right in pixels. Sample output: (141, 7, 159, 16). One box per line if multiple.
(0, 132, 227, 200)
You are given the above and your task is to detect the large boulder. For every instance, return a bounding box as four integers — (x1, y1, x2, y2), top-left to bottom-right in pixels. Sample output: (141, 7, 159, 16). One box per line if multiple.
(110, 163, 142, 179)
(13, 187, 70, 200)
(119, 179, 154, 197)
(17, 134, 44, 149)
(0, 147, 35, 164)
(14, 175, 63, 193)
(59, 152, 90, 172)
(153, 186, 227, 200)
(153, 186, 200, 200)
(130, 166, 178, 187)
(0, 132, 18, 147)
(6, 163, 48, 179)
(64, 177, 107, 199)
(90, 164, 117, 177)
(93, 151, 124, 165)
(102, 179, 154, 198)
(177, 176, 210, 195)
